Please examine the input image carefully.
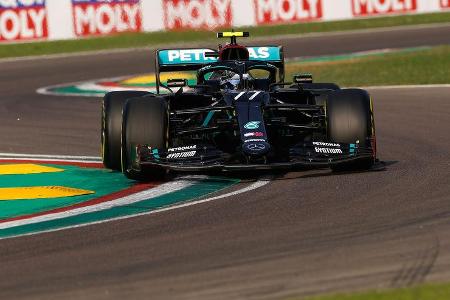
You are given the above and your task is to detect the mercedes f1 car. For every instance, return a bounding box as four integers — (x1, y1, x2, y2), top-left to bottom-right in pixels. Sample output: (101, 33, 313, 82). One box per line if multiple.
(101, 32, 377, 180)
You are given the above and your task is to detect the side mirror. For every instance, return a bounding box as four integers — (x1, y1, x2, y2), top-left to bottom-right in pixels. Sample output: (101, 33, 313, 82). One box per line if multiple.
(294, 73, 313, 84)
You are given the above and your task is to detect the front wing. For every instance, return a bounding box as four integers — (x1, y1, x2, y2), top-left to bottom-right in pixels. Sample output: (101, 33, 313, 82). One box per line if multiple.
(130, 142, 375, 172)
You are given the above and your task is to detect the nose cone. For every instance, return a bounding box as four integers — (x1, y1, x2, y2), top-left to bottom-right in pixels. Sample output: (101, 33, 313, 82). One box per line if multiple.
(242, 141, 271, 156)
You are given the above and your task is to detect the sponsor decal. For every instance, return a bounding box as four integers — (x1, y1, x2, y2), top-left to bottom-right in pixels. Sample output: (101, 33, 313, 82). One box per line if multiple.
(312, 141, 340, 147)
(247, 143, 266, 151)
(244, 139, 265, 143)
(315, 147, 343, 154)
(254, 0, 323, 25)
(163, 0, 232, 30)
(247, 47, 282, 61)
(244, 132, 264, 137)
(244, 121, 261, 130)
(352, 0, 417, 16)
(441, 0, 450, 8)
(0, 0, 48, 42)
(72, 0, 142, 37)
(167, 151, 197, 159)
(158, 46, 281, 65)
(161, 49, 217, 65)
(168, 145, 197, 152)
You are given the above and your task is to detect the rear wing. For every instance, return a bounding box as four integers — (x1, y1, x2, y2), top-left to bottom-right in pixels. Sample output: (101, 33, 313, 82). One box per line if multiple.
(155, 46, 285, 93)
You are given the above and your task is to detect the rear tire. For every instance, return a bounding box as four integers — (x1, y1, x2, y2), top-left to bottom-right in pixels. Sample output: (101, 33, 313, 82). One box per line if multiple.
(326, 89, 375, 171)
(121, 96, 168, 180)
(101, 91, 150, 171)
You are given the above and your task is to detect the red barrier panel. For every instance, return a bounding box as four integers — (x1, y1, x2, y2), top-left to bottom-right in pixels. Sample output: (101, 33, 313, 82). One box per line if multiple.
(253, 0, 323, 25)
(351, 0, 417, 16)
(0, 0, 48, 42)
(72, 0, 142, 37)
(163, 0, 232, 30)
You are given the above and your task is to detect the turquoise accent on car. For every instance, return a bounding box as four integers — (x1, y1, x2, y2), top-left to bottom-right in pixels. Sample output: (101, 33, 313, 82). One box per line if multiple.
(202, 111, 216, 127)
(247, 47, 282, 62)
(158, 47, 282, 66)
(152, 149, 160, 160)
(158, 49, 217, 65)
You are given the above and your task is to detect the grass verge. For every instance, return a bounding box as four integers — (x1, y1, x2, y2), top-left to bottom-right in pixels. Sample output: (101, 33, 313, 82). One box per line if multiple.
(285, 46, 450, 86)
(1, 13, 450, 59)
(292, 282, 450, 300)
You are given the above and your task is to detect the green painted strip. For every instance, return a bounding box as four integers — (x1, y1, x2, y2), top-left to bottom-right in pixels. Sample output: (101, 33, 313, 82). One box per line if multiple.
(50, 86, 105, 96)
(0, 177, 238, 239)
(290, 47, 431, 64)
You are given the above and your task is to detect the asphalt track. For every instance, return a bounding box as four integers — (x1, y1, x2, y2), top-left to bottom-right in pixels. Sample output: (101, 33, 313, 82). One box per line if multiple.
(0, 25, 449, 299)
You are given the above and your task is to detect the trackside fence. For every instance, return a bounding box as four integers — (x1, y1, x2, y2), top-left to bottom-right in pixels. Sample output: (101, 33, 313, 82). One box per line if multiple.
(0, 0, 448, 43)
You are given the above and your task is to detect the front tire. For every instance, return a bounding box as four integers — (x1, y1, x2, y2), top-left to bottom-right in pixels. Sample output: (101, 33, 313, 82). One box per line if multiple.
(101, 91, 150, 171)
(121, 96, 168, 180)
(326, 89, 376, 171)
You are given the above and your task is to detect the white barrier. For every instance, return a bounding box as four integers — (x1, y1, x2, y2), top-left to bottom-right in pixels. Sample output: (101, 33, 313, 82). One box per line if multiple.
(0, 0, 448, 43)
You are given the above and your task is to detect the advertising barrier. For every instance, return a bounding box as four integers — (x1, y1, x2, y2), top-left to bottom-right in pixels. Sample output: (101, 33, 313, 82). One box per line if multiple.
(253, 0, 323, 25)
(351, 0, 417, 16)
(72, 0, 142, 36)
(0, 0, 448, 43)
(163, 0, 232, 30)
(0, 0, 48, 42)
(157, 46, 282, 65)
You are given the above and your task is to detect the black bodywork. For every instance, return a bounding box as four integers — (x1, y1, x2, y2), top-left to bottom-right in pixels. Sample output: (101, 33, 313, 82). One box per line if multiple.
(134, 58, 374, 172)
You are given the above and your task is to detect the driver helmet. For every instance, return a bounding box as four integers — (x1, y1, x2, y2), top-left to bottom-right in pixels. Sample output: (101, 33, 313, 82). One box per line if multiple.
(220, 73, 250, 90)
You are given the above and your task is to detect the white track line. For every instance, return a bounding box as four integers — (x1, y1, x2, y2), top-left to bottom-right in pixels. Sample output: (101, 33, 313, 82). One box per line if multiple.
(0, 153, 100, 160)
(36, 74, 136, 97)
(0, 153, 101, 163)
(198, 179, 270, 202)
(0, 178, 270, 240)
(0, 178, 196, 230)
(0, 158, 102, 163)
(77, 82, 152, 93)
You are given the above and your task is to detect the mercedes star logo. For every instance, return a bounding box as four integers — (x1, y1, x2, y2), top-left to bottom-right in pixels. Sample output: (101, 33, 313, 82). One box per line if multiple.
(247, 143, 266, 151)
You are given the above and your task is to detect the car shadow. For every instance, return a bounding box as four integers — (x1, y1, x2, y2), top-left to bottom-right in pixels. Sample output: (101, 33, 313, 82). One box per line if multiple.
(164, 160, 398, 183)
(270, 160, 398, 181)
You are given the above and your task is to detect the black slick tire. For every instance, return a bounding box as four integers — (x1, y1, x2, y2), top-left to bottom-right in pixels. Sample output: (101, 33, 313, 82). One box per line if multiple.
(326, 89, 376, 171)
(121, 96, 168, 181)
(101, 91, 150, 171)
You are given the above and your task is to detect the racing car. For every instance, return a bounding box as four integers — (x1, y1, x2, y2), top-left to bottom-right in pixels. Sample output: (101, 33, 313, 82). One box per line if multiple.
(101, 31, 377, 180)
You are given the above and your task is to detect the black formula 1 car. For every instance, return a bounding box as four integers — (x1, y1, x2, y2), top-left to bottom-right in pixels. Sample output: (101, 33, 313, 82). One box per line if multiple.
(102, 32, 377, 180)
